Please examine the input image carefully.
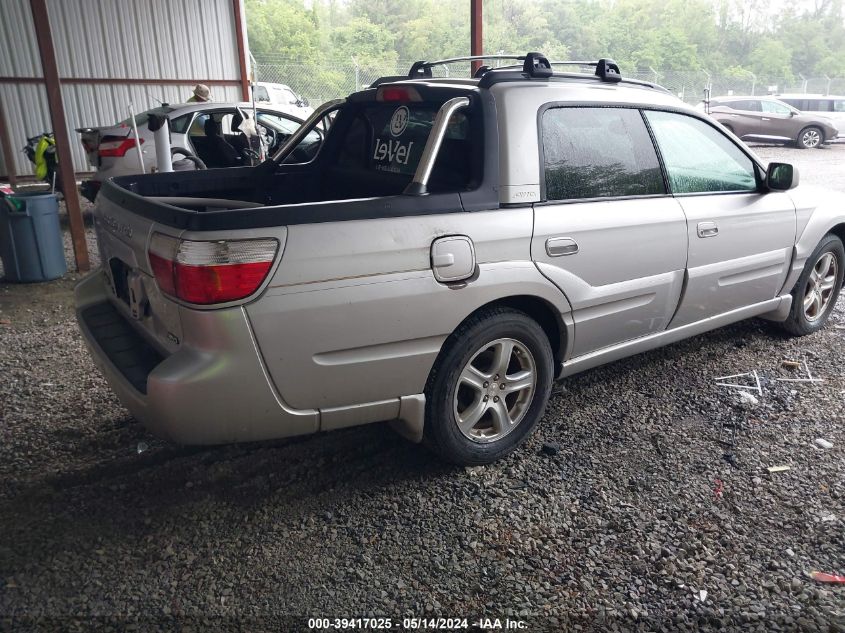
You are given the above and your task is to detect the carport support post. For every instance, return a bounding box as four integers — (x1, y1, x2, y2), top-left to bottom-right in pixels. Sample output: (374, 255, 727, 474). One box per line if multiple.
(471, 0, 483, 75)
(30, 0, 90, 272)
(0, 102, 17, 187)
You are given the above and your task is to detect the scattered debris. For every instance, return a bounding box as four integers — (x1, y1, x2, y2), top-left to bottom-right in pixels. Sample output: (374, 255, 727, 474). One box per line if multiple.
(810, 571, 845, 584)
(820, 513, 837, 523)
(722, 453, 738, 467)
(715, 370, 762, 395)
(713, 479, 724, 499)
(136, 442, 148, 455)
(781, 360, 802, 370)
(541, 442, 560, 456)
(737, 391, 759, 406)
(698, 589, 708, 602)
(785, 548, 795, 557)
(0, 318, 11, 326)
(775, 360, 824, 383)
(767, 465, 791, 474)
(814, 438, 834, 450)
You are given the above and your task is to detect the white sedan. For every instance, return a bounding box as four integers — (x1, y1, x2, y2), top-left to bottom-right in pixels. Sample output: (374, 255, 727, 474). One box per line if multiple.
(76, 102, 320, 201)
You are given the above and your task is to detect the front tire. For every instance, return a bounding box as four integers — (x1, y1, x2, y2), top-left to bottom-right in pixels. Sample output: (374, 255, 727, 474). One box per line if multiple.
(424, 307, 554, 465)
(797, 126, 823, 149)
(781, 234, 844, 336)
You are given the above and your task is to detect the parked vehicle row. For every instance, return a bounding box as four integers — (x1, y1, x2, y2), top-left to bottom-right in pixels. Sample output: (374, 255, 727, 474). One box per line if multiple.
(75, 54, 845, 465)
(700, 95, 840, 149)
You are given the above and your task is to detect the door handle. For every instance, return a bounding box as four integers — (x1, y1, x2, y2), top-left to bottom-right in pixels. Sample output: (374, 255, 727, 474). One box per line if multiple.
(697, 221, 719, 238)
(546, 237, 579, 257)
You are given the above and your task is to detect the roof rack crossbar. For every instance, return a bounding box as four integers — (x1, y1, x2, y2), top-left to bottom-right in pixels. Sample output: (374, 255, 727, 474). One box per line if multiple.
(405, 53, 622, 83)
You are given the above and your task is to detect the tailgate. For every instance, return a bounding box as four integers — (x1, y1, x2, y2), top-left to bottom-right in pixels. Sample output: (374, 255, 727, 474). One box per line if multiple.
(93, 193, 183, 354)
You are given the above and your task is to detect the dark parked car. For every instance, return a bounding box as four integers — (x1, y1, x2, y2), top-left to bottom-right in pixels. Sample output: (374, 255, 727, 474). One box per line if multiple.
(700, 96, 838, 149)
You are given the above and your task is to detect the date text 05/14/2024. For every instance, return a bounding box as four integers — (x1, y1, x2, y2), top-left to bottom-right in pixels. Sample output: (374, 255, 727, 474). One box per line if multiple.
(307, 617, 528, 630)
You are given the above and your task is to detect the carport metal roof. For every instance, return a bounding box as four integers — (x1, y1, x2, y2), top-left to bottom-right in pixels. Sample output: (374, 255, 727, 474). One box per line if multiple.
(0, 0, 481, 273)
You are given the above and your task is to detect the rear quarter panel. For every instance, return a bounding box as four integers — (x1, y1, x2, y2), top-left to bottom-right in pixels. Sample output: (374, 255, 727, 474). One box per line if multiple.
(245, 209, 571, 410)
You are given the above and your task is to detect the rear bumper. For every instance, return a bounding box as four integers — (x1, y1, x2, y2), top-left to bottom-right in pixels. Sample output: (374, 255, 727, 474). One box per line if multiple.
(74, 271, 320, 444)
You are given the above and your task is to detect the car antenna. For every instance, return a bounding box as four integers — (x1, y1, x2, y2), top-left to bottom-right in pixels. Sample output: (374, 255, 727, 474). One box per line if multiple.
(151, 96, 169, 107)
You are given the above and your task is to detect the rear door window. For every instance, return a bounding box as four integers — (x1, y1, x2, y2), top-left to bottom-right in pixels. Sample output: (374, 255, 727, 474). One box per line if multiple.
(726, 100, 761, 111)
(541, 107, 665, 201)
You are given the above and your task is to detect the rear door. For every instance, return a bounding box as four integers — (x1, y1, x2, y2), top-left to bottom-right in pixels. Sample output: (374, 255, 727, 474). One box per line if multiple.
(643, 110, 795, 328)
(532, 106, 688, 357)
(714, 100, 763, 138)
(760, 99, 798, 141)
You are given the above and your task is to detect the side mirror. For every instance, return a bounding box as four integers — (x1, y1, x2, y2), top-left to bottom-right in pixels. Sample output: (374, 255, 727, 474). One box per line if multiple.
(767, 162, 799, 190)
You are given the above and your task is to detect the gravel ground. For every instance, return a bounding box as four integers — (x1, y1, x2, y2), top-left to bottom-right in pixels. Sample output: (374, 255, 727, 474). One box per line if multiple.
(2, 146, 845, 631)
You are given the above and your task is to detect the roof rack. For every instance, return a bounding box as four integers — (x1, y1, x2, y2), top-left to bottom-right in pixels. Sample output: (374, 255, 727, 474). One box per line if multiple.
(407, 54, 530, 78)
(404, 52, 622, 83)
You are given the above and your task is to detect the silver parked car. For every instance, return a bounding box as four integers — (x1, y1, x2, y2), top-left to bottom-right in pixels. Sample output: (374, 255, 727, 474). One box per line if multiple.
(76, 54, 845, 465)
(76, 102, 320, 201)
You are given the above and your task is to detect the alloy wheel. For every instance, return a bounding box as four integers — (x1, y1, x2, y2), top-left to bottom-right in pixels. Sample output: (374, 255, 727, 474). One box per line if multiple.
(803, 252, 838, 321)
(453, 337, 537, 443)
(801, 129, 821, 148)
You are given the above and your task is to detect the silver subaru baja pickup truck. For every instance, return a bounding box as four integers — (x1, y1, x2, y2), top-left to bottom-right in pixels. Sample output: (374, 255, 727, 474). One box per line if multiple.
(76, 53, 845, 465)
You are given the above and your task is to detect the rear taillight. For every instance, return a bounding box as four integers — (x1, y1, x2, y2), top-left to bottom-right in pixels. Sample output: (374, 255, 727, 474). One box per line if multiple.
(99, 136, 143, 157)
(148, 234, 278, 305)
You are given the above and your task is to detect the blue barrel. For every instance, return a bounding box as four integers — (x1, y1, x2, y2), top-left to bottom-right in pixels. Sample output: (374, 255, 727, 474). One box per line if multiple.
(0, 192, 67, 282)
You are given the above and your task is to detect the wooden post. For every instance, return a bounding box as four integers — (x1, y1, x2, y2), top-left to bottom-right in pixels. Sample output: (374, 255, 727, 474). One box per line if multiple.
(471, 0, 483, 76)
(0, 101, 17, 187)
(29, 0, 90, 272)
(233, 0, 250, 102)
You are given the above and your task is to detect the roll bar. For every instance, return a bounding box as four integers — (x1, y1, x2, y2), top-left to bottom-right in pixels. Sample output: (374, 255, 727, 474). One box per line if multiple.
(403, 96, 471, 196)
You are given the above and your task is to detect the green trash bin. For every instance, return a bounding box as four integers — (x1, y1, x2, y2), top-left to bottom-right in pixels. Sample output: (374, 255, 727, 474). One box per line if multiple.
(0, 192, 67, 282)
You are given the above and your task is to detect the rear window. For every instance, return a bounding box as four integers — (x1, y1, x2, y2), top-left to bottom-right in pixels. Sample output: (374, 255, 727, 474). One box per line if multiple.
(334, 102, 473, 190)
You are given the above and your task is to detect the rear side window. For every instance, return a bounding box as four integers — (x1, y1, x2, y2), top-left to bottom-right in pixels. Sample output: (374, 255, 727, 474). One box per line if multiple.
(835, 100, 845, 112)
(541, 107, 665, 201)
(726, 100, 761, 111)
(644, 111, 757, 194)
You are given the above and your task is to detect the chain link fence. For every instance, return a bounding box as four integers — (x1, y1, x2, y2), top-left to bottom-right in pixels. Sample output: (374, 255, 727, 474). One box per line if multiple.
(254, 57, 845, 107)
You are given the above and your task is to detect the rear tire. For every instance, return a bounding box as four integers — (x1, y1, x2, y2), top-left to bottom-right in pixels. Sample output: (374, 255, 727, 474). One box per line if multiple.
(781, 234, 844, 336)
(423, 307, 554, 465)
(797, 126, 823, 149)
